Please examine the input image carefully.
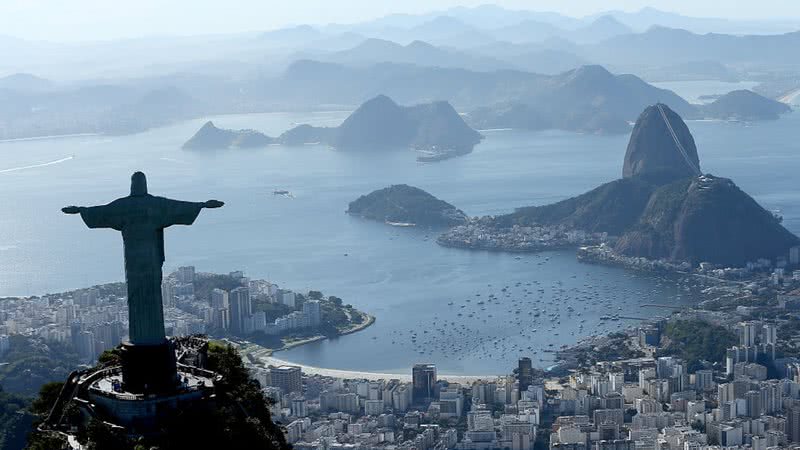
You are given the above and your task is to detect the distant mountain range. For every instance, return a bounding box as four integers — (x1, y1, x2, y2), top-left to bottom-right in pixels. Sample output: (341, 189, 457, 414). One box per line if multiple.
(0, 73, 53, 92)
(586, 27, 800, 69)
(3, 3, 798, 141)
(485, 15, 632, 45)
(5, 56, 789, 141)
(318, 26, 800, 75)
(312, 38, 513, 72)
(464, 65, 693, 134)
(332, 5, 799, 42)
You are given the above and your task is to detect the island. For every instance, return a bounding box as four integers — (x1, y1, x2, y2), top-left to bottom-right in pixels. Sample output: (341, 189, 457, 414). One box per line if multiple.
(347, 184, 468, 227)
(182, 121, 274, 150)
(700, 89, 792, 121)
(182, 96, 484, 161)
(282, 95, 483, 161)
(439, 103, 800, 268)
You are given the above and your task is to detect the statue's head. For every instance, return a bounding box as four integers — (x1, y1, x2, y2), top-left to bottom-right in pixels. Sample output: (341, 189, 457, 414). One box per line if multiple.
(130, 171, 148, 196)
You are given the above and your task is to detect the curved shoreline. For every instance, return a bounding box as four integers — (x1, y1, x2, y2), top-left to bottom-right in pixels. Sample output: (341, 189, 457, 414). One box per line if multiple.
(259, 312, 377, 357)
(260, 354, 497, 383)
(253, 313, 498, 382)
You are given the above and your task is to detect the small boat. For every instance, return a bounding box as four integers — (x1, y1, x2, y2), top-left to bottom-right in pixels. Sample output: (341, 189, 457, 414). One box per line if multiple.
(273, 190, 294, 198)
(385, 221, 416, 227)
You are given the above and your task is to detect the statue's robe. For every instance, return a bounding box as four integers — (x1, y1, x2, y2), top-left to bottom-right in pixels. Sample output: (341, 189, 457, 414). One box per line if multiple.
(79, 195, 204, 345)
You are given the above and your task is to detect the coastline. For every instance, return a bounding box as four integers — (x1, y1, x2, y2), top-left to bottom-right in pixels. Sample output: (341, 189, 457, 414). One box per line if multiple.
(259, 354, 497, 383)
(436, 238, 578, 253)
(243, 247, 723, 378)
(247, 312, 500, 382)
(250, 312, 377, 358)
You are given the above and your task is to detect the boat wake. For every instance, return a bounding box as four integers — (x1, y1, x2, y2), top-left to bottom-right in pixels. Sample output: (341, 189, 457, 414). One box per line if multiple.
(0, 155, 74, 174)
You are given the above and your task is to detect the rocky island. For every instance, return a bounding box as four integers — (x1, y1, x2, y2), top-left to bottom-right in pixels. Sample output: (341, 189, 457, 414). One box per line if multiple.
(347, 184, 468, 227)
(183, 96, 483, 161)
(439, 103, 800, 267)
(700, 89, 792, 121)
(182, 121, 274, 150)
(284, 95, 483, 161)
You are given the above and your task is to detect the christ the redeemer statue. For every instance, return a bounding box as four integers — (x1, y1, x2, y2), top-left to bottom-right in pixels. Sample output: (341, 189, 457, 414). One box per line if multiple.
(63, 171, 223, 346)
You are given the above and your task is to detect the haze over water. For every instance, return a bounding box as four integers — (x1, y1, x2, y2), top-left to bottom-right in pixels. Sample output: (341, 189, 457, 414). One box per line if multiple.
(1, 82, 798, 374)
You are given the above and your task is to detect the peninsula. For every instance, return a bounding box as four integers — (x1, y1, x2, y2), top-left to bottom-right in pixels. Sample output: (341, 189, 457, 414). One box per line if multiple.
(439, 104, 800, 268)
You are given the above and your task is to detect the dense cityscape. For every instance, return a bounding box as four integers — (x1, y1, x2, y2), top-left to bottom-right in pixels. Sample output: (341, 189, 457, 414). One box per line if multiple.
(245, 299, 800, 450)
(0, 266, 366, 368)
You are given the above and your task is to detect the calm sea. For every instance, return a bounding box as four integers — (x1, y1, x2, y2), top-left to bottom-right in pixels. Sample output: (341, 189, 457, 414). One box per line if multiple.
(0, 83, 797, 374)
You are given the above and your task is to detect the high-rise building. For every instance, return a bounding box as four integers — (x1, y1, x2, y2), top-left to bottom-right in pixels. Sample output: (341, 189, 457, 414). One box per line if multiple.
(228, 287, 251, 334)
(59, 304, 77, 326)
(412, 364, 437, 404)
(391, 384, 412, 412)
(0, 335, 9, 356)
(70, 322, 82, 350)
(161, 281, 176, 308)
(746, 390, 762, 418)
(439, 384, 464, 418)
(77, 289, 99, 308)
(467, 408, 494, 431)
(93, 321, 122, 352)
(303, 300, 322, 326)
(270, 365, 302, 394)
(695, 369, 714, 392)
(518, 357, 533, 392)
(790, 246, 800, 266)
(290, 398, 308, 417)
(211, 289, 229, 309)
(177, 266, 196, 284)
(740, 322, 758, 347)
(762, 323, 778, 345)
(77, 330, 96, 362)
(788, 402, 800, 443)
(281, 291, 296, 309)
(216, 308, 230, 330)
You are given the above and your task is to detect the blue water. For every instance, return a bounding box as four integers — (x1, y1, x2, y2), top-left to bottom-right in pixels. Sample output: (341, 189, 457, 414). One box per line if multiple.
(652, 80, 760, 104)
(0, 103, 798, 374)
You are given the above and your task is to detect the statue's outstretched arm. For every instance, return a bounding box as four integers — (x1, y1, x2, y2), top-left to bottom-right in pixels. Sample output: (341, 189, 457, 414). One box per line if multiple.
(203, 200, 224, 209)
(62, 206, 85, 214)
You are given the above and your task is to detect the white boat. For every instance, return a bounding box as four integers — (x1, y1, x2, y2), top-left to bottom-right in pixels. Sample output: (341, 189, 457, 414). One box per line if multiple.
(385, 221, 416, 227)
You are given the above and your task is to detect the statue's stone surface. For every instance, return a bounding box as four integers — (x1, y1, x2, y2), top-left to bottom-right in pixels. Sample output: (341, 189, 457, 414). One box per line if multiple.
(63, 171, 222, 392)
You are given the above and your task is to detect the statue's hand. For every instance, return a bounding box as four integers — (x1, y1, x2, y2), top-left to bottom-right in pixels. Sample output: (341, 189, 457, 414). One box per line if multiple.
(62, 206, 82, 214)
(204, 200, 224, 209)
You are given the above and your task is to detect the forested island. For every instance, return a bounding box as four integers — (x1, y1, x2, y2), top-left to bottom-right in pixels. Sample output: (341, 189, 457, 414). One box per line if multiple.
(347, 184, 468, 227)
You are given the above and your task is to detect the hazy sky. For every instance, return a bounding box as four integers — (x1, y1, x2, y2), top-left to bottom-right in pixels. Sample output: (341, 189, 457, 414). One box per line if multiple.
(2, 0, 798, 41)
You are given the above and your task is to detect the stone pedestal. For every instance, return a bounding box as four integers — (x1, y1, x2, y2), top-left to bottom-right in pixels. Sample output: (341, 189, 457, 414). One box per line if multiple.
(120, 340, 178, 394)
